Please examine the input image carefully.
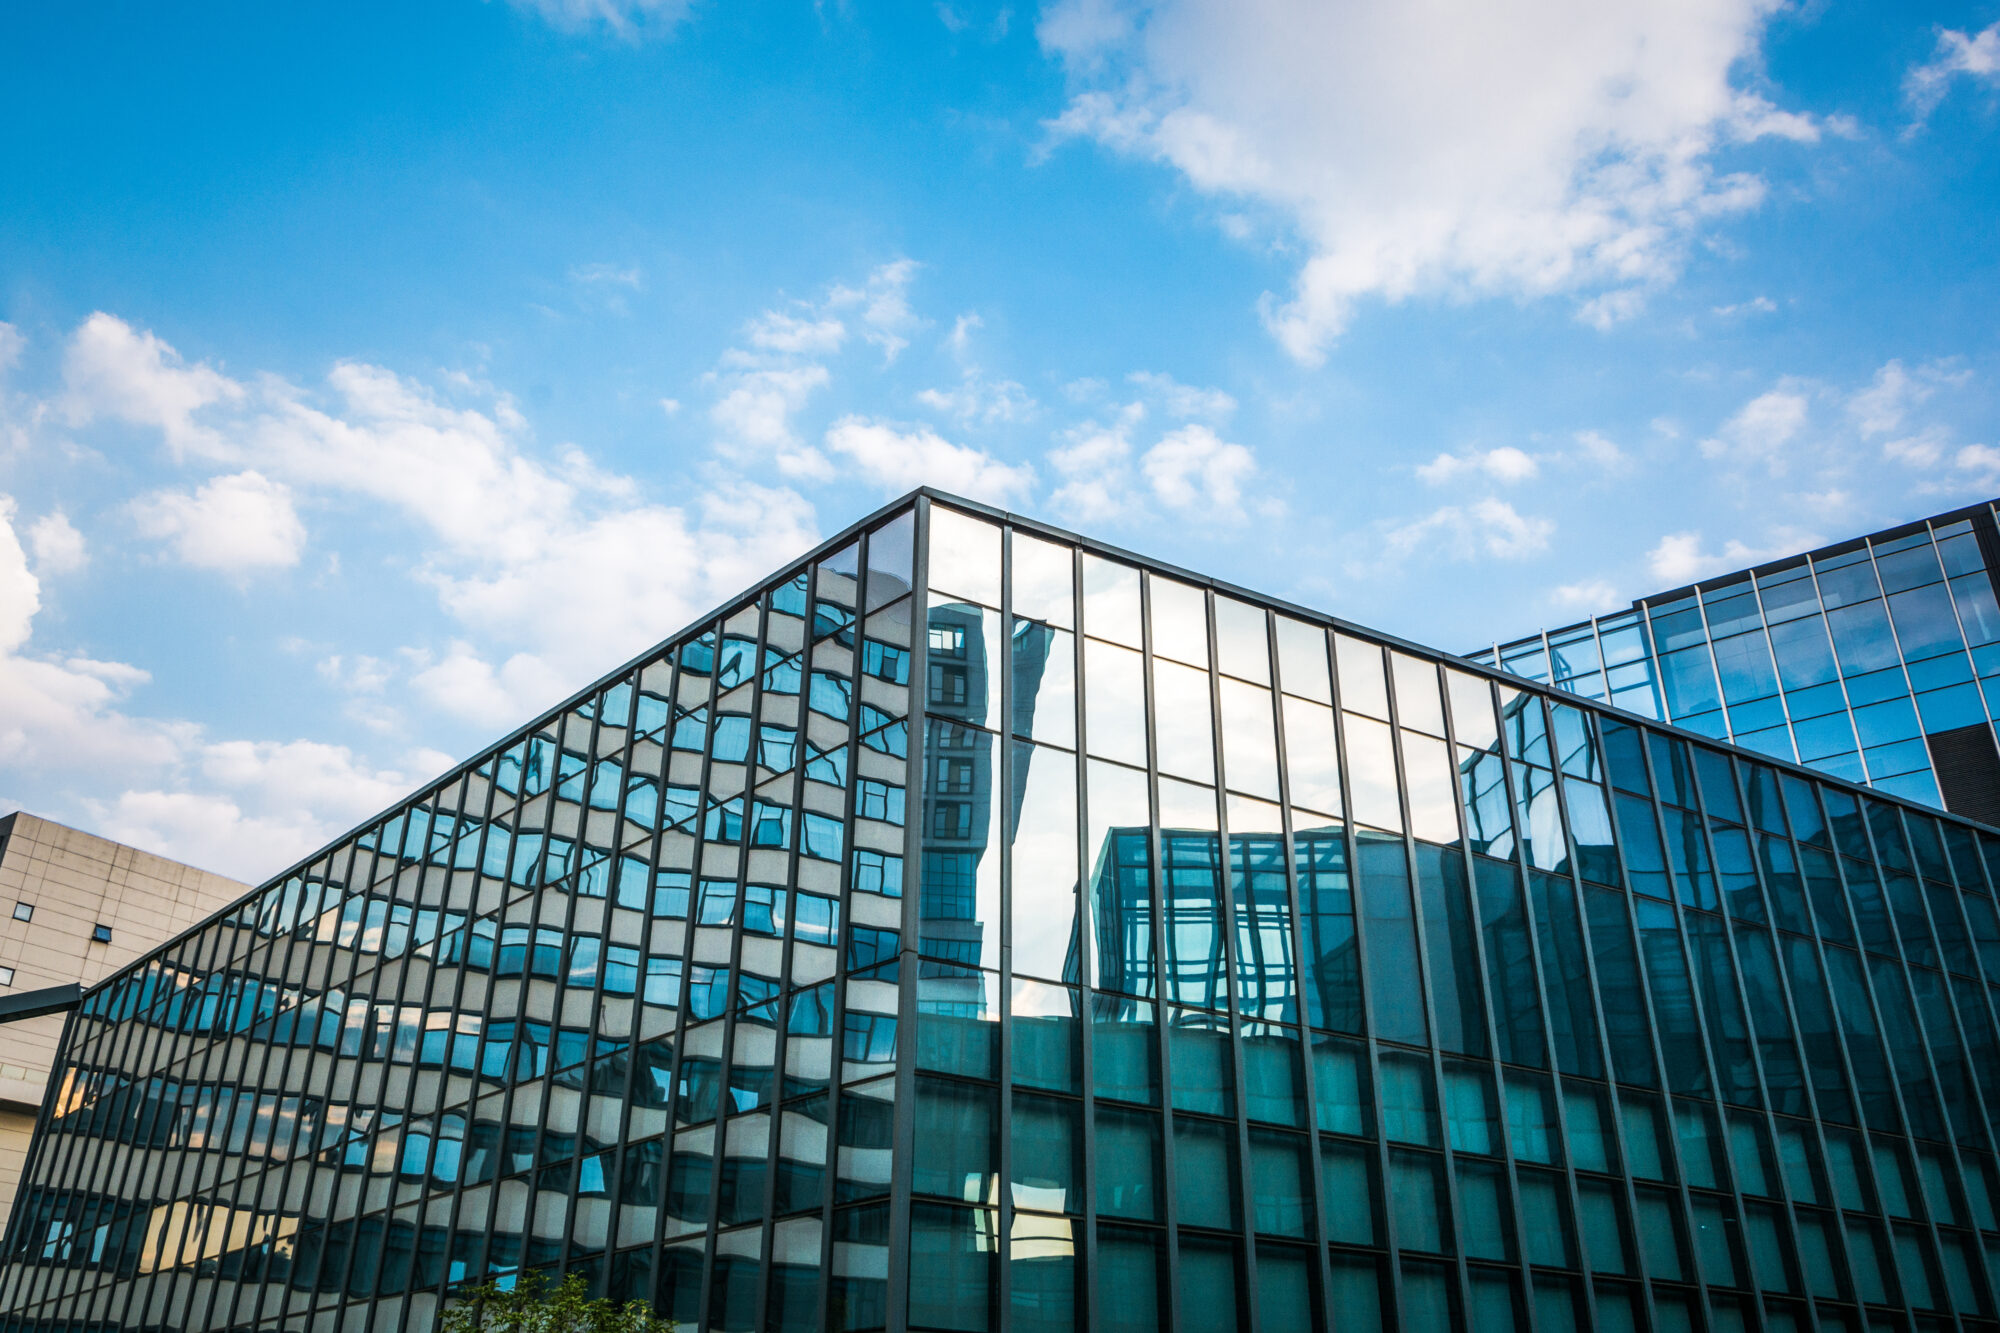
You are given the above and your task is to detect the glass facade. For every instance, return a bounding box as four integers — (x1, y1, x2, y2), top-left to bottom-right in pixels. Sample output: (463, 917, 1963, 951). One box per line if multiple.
(1467, 502, 2000, 824)
(10, 491, 2000, 1332)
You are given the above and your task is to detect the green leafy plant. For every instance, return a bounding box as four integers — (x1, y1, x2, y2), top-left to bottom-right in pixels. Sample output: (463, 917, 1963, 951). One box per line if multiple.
(437, 1270, 674, 1333)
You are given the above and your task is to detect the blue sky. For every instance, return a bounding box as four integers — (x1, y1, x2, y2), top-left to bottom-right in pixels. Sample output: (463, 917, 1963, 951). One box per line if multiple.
(2, 0, 1999, 879)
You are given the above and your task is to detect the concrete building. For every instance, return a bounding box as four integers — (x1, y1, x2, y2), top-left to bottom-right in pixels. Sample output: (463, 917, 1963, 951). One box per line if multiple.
(0, 813, 247, 1235)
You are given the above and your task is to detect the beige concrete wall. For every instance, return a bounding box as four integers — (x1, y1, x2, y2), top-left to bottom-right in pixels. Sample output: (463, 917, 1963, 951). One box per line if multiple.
(0, 812, 249, 1236)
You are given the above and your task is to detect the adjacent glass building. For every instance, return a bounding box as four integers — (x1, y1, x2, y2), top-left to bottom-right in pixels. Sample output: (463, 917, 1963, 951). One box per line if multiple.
(1465, 502, 2000, 825)
(13, 490, 2000, 1332)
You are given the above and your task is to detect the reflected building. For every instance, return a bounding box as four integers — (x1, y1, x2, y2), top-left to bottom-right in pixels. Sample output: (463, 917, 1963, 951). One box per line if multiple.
(1469, 500, 2000, 824)
(15, 492, 2000, 1332)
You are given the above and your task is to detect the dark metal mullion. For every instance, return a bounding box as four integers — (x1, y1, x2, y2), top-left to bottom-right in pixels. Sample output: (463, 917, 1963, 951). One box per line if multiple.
(413, 754, 508, 1325)
(580, 660, 648, 1280)
(645, 611, 722, 1316)
(1205, 591, 1263, 1333)
(1322, 634, 1401, 1322)
(1380, 647, 1481, 1327)
(1135, 566, 1186, 1333)
(886, 495, 933, 1333)
(94, 912, 232, 1328)
(1262, 613, 1338, 1327)
(1882, 807, 1997, 1328)
(562, 670, 643, 1290)
(21, 920, 163, 1322)
(1843, 805, 1973, 1321)
(1492, 692, 1607, 1325)
(1676, 751, 1795, 1315)
(992, 525, 1016, 1333)
(1456, 680, 1565, 1333)
(4, 1001, 82, 1317)
(1064, 539, 1102, 1333)
(1709, 757, 1860, 1332)
(345, 793, 461, 1333)
(329, 812, 457, 1320)
(1627, 730, 1734, 1317)
(1584, 718, 1701, 1332)
(693, 590, 776, 1332)
(1790, 784, 1914, 1313)
(749, 563, 820, 1333)
(500, 704, 594, 1299)
(146, 861, 293, 1331)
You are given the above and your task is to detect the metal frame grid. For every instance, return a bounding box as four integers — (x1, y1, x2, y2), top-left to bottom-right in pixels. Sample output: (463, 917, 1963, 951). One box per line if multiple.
(10, 489, 2000, 1333)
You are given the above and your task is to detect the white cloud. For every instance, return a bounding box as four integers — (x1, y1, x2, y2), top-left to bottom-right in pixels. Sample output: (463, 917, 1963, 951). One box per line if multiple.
(1699, 386, 1810, 472)
(1552, 578, 1622, 613)
(1380, 498, 1553, 565)
(62, 311, 245, 456)
(132, 470, 306, 573)
(1140, 423, 1256, 517)
(26, 511, 87, 575)
(570, 262, 642, 288)
(828, 259, 923, 363)
(1906, 21, 2000, 118)
(709, 365, 835, 478)
(1848, 360, 1926, 438)
(1571, 430, 1627, 470)
(88, 732, 454, 882)
(1047, 404, 1144, 523)
(1417, 446, 1540, 486)
(1039, 0, 1823, 362)
(408, 641, 567, 730)
(916, 376, 1037, 425)
(1127, 370, 1235, 421)
(1712, 295, 1777, 318)
(824, 416, 1036, 506)
(506, 0, 694, 39)
(58, 314, 829, 695)
(745, 310, 848, 356)
(0, 323, 23, 376)
(1646, 527, 1814, 585)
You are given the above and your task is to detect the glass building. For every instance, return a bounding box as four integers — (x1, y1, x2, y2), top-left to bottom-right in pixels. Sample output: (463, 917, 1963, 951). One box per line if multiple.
(1465, 501, 2000, 825)
(13, 491, 2000, 1332)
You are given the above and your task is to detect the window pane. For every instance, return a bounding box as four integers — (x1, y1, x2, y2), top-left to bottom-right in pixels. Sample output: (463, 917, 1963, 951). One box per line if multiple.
(1011, 741, 1080, 984)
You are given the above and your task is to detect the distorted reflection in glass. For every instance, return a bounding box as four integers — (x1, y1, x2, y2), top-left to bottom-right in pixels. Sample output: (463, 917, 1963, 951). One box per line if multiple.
(1084, 639, 1148, 768)
(1214, 597, 1271, 685)
(1401, 732, 1461, 845)
(1336, 634, 1390, 720)
(1281, 696, 1341, 816)
(1011, 532, 1075, 629)
(928, 602, 999, 730)
(1082, 555, 1142, 648)
(1392, 653, 1447, 737)
(928, 506, 1001, 608)
(920, 720, 1000, 977)
(1158, 777, 1219, 833)
(1151, 657, 1215, 784)
(1149, 575, 1210, 668)
(1011, 739, 1081, 984)
(1218, 678, 1279, 800)
(1343, 714, 1404, 833)
(1445, 668, 1499, 750)
(1011, 619, 1074, 750)
(1275, 616, 1331, 703)
(1088, 759, 1153, 999)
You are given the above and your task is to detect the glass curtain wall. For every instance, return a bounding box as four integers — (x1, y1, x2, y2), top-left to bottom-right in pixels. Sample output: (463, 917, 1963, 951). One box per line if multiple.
(1469, 504, 2000, 816)
(10, 493, 2000, 1333)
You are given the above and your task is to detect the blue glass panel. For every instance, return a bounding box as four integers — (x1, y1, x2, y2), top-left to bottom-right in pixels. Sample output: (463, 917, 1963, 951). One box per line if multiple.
(1473, 855, 1548, 1069)
(1356, 832, 1426, 1046)
(1293, 826, 1360, 1033)
(1583, 886, 1660, 1087)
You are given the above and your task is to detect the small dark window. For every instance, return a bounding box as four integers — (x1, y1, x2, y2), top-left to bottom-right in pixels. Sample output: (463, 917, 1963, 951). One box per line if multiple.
(91, 924, 112, 944)
(11, 902, 29, 922)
